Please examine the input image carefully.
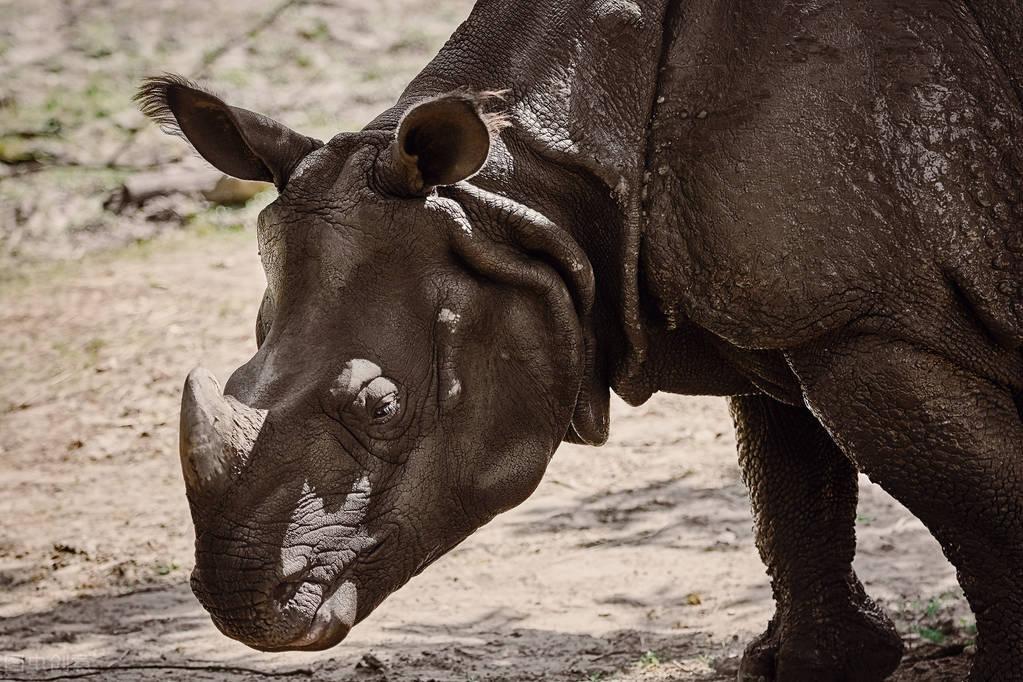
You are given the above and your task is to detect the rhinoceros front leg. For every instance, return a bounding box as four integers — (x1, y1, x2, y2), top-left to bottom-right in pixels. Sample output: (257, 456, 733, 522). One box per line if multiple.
(789, 335, 1023, 682)
(729, 394, 903, 682)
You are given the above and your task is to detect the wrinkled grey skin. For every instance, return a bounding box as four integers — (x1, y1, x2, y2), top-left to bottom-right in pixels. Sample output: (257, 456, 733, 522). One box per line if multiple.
(140, 1, 1023, 679)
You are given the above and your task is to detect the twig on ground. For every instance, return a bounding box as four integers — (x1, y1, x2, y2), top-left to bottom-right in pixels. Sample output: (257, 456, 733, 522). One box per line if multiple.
(5, 662, 315, 682)
(194, 0, 308, 79)
(106, 0, 309, 167)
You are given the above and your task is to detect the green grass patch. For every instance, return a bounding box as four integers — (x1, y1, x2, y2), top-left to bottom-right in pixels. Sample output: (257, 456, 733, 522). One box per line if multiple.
(638, 650, 660, 668)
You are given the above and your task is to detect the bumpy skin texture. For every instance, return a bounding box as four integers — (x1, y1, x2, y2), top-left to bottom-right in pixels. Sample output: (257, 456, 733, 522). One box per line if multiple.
(730, 395, 903, 681)
(789, 336, 1023, 680)
(143, 0, 1023, 677)
(639, 4, 1023, 677)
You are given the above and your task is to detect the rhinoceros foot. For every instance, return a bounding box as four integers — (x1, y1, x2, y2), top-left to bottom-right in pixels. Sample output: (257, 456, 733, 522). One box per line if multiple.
(737, 595, 903, 682)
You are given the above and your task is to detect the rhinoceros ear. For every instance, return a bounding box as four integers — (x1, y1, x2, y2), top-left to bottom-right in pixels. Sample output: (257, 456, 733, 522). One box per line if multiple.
(391, 92, 505, 194)
(135, 74, 322, 189)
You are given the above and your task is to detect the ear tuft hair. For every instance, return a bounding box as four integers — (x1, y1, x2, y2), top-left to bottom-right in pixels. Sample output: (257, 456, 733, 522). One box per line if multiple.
(133, 74, 218, 138)
(133, 73, 322, 187)
(415, 89, 514, 137)
(475, 90, 514, 135)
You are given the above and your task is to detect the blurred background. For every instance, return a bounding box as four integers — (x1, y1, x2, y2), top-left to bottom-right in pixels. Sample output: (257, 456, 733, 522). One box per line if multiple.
(0, 1, 973, 680)
(0, 0, 473, 263)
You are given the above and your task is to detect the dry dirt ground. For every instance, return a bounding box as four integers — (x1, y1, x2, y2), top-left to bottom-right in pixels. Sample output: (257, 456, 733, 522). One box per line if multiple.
(0, 1, 979, 680)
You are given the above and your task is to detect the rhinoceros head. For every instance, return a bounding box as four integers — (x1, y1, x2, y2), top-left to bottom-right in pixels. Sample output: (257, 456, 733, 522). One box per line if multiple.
(136, 75, 607, 650)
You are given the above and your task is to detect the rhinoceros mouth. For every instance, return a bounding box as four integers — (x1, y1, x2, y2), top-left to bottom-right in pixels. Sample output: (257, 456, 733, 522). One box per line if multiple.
(254, 579, 359, 652)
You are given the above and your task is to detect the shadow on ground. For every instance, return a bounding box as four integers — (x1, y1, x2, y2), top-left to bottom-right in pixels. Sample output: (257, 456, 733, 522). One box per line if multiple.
(0, 582, 977, 682)
(0, 582, 735, 681)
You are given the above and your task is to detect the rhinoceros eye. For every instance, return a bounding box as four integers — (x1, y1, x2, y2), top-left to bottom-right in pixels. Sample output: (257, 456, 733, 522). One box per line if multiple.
(359, 376, 401, 424)
(372, 392, 400, 423)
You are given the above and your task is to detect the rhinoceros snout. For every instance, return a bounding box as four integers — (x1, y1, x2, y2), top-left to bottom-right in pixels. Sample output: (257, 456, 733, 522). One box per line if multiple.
(190, 560, 357, 651)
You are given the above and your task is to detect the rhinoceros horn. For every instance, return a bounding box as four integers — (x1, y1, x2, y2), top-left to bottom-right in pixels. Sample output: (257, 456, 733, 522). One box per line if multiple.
(179, 367, 266, 497)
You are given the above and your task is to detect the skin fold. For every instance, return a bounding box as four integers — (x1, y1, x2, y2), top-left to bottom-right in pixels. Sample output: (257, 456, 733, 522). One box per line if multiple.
(140, 1, 1023, 679)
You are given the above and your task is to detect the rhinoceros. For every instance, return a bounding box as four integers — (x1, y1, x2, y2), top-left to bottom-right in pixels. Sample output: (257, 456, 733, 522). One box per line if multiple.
(138, 0, 1023, 679)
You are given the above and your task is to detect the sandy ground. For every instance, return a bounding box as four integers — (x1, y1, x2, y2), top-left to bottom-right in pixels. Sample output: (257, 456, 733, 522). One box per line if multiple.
(0, 0, 979, 680)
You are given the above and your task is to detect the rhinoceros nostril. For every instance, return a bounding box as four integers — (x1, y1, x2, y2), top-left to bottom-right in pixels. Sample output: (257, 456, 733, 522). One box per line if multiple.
(272, 555, 313, 606)
(272, 577, 306, 605)
(272, 559, 312, 606)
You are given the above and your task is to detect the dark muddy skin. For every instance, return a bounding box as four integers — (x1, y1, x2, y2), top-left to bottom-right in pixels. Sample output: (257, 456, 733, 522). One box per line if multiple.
(141, 1, 1023, 679)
